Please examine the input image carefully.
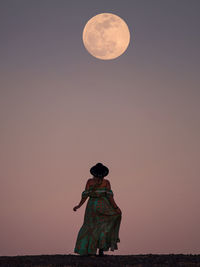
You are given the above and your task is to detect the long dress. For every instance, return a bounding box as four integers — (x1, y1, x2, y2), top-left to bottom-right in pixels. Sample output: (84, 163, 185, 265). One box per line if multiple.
(74, 184, 121, 255)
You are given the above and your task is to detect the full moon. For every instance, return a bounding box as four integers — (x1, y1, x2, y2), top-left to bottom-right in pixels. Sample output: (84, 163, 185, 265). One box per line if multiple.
(82, 13, 130, 60)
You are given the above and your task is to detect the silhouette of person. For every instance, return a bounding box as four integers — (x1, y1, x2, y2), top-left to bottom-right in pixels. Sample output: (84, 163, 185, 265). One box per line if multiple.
(73, 163, 122, 257)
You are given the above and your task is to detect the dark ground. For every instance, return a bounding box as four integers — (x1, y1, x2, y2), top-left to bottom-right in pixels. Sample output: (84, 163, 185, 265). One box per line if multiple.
(0, 254, 200, 267)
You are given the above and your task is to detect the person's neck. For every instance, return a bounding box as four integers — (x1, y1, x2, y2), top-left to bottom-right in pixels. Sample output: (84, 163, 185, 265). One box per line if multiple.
(93, 177, 103, 182)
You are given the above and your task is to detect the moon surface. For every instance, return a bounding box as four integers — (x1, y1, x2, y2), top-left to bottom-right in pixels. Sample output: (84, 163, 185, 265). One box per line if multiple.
(82, 13, 130, 60)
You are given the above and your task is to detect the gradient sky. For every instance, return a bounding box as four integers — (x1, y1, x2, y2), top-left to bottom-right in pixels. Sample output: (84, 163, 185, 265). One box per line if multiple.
(1, 0, 200, 256)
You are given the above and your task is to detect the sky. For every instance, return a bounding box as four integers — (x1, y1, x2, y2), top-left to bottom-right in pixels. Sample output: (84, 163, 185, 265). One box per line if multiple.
(0, 0, 200, 256)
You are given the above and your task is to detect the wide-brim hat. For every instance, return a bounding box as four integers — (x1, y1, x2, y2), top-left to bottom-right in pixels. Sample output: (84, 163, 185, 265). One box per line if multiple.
(90, 163, 109, 178)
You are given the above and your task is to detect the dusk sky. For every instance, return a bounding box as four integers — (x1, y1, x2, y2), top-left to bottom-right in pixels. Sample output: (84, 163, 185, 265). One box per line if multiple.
(1, 0, 200, 256)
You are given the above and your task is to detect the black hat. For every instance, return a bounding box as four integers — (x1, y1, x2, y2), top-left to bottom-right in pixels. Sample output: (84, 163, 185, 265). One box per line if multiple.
(90, 163, 109, 178)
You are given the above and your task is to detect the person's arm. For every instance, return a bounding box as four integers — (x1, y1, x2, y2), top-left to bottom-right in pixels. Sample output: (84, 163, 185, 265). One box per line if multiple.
(108, 196, 119, 209)
(106, 180, 120, 209)
(73, 179, 90, 211)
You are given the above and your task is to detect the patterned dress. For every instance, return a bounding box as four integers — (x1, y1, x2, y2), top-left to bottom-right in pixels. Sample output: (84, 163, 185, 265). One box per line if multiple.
(74, 184, 121, 255)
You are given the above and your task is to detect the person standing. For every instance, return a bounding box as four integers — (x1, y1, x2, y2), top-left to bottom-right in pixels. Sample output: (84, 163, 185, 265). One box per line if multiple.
(73, 163, 122, 257)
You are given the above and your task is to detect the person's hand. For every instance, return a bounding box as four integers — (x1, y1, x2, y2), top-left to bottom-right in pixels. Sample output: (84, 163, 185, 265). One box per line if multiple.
(115, 207, 122, 215)
(73, 205, 80, 211)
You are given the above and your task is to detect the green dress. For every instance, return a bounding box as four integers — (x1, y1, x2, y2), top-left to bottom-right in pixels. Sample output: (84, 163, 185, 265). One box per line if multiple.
(74, 185, 121, 255)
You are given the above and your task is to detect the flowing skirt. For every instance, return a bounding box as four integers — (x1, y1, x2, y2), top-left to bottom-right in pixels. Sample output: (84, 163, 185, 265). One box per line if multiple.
(74, 196, 121, 255)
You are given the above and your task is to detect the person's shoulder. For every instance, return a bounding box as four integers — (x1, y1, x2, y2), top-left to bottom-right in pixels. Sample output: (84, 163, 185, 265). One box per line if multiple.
(104, 179, 111, 187)
(87, 178, 93, 184)
(85, 178, 93, 190)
